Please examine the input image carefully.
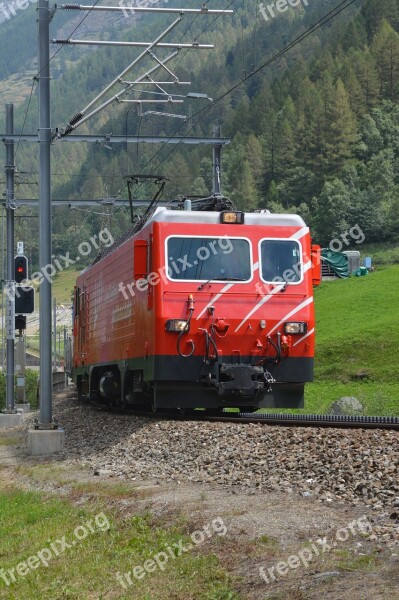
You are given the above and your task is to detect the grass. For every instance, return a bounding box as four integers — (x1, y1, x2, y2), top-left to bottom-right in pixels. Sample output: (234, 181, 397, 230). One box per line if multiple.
(313, 265, 399, 383)
(359, 241, 399, 265)
(15, 464, 90, 486)
(304, 381, 399, 416)
(50, 263, 398, 416)
(0, 486, 238, 600)
(268, 264, 399, 416)
(334, 549, 378, 572)
(52, 269, 80, 306)
(25, 332, 65, 359)
(0, 437, 21, 446)
(23, 269, 80, 309)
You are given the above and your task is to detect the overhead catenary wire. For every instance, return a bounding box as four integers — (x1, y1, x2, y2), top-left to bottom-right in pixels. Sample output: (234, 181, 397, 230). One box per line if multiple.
(112, 0, 360, 219)
(172, 0, 237, 74)
(7, 0, 360, 243)
(14, 81, 35, 160)
(124, 1, 234, 181)
(109, 0, 237, 213)
(5, 0, 234, 200)
(11, 0, 103, 160)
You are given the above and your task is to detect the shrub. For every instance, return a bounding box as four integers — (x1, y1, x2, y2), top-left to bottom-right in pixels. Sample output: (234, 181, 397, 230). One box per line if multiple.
(0, 369, 39, 411)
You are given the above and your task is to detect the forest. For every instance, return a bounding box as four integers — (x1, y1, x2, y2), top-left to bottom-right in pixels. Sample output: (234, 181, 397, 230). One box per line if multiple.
(0, 0, 398, 267)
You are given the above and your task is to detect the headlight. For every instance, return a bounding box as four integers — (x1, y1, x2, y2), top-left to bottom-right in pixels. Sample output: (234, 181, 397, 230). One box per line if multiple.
(166, 319, 189, 333)
(284, 322, 307, 335)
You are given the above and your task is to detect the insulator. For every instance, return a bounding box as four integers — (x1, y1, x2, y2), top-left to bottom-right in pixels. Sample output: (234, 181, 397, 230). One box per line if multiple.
(62, 125, 74, 137)
(69, 112, 84, 126)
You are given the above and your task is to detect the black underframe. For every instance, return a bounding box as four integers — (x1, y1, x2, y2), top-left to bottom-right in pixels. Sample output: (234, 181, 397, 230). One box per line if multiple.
(73, 355, 313, 409)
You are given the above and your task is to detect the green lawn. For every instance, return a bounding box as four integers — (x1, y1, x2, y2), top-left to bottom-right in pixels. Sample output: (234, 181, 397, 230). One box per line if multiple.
(304, 381, 399, 416)
(303, 265, 399, 415)
(28, 269, 80, 308)
(52, 270, 80, 306)
(0, 486, 236, 599)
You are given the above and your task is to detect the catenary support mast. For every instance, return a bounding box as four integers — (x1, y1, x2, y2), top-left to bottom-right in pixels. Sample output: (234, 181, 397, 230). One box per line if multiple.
(38, 0, 53, 425)
(5, 104, 15, 413)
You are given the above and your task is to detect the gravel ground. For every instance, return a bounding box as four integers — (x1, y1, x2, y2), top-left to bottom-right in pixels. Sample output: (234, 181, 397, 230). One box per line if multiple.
(16, 392, 399, 548)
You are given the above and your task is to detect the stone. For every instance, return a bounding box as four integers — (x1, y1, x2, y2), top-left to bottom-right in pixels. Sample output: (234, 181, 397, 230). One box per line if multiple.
(312, 572, 340, 580)
(329, 397, 364, 416)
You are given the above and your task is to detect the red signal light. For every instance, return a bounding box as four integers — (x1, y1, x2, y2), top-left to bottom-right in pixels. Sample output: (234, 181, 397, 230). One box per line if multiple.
(14, 255, 28, 283)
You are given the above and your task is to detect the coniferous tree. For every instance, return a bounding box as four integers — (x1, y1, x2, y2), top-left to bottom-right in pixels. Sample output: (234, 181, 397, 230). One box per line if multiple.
(372, 19, 399, 100)
(324, 79, 359, 174)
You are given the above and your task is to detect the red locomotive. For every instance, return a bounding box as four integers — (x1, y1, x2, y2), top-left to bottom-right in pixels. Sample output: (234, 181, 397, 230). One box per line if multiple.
(72, 202, 321, 411)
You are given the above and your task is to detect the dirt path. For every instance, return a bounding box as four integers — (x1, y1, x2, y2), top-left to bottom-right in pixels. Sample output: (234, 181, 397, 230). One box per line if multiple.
(1, 398, 399, 599)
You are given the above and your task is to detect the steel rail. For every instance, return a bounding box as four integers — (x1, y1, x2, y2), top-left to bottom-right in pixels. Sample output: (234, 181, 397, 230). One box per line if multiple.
(202, 412, 399, 430)
(66, 393, 399, 431)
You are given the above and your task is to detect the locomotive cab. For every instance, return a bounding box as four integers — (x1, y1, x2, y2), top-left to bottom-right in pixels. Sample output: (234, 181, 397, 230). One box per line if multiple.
(72, 206, 316, 413)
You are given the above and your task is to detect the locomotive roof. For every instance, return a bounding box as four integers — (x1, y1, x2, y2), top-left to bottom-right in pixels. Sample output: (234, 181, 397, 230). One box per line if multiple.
(89, 207, 307, 270)
(148, 207, 306, 227)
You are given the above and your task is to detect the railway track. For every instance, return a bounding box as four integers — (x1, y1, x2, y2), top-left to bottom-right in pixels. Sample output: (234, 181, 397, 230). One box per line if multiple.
(67, 393, 399, 430)
(203, 413, 399, 430)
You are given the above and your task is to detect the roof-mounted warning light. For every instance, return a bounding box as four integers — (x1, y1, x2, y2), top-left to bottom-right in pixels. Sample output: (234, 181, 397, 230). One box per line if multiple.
(220, 211, 245, 224)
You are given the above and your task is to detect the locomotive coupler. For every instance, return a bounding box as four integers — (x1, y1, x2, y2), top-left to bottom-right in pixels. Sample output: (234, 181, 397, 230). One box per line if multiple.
(215, 363, 265, 397)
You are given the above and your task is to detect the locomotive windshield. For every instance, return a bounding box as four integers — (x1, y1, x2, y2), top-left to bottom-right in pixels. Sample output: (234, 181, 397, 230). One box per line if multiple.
(166, 236, 252, 281)
(260, 239, 302, 283)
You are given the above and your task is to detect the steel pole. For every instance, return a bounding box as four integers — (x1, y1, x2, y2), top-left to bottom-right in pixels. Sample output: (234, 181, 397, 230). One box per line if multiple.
(1, 211, 4, 372)
(1, 285, 3, 373)
(53, 297, 56, 370)
(5, 104, 15, 412)
(38, 0, 52, 425)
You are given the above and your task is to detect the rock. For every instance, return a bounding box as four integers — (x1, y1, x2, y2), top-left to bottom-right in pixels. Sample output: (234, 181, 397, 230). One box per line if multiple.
(23, 392, 398, 548)
(97, 469, 113, 477)
(329, 397, 364, 416)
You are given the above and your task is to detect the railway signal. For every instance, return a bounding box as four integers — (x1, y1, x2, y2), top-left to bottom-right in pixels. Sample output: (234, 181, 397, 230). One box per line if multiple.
(14, 255, 28, 283)
(15, 315, 26, 331)
(15, 287, 34, 314)
(14, 253, 34, 314)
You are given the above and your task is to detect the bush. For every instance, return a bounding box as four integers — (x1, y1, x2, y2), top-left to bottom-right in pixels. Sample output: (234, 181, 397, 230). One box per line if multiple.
(371, 247, 399, 264)
(26, 370, 39, 409)
(360, 244, 399, 265)
(0, 369, 39, 411)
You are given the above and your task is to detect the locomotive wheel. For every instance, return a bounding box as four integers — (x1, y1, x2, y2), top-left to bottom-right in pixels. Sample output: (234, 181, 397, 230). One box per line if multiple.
(238, 407, 257, 413)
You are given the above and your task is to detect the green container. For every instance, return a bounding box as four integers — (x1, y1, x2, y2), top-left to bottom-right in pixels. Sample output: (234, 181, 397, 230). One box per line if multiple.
(354, 266, 369, 277)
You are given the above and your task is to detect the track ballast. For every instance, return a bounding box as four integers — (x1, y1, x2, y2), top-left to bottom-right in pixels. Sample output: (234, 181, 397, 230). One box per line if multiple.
(74, 395, 399, 430)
